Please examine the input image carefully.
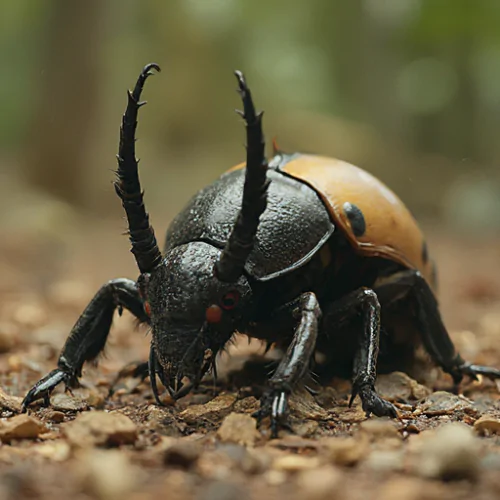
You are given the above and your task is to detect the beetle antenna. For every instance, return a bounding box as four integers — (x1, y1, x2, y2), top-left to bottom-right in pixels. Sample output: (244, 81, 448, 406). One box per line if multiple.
(215, 71, 270, 282)
(115, 63, 163, 274)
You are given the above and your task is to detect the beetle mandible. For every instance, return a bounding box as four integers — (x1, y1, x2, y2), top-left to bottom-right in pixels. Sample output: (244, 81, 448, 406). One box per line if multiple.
(22, 63, 500, 436)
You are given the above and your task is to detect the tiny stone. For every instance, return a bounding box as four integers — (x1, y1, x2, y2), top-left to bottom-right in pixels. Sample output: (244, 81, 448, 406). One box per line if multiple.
(321, 437, 368, 466)
(232, 396, 259, 414)
(163, 441, 201, 468)
(45, 410, 66, 423)
(474, 415, 500, 436)
(51, 393, 87, 412)
(84, 390, 106, 409)
(288, 389, 328, 420)
(335, 405, 366, 423)
(292, 420, 319, 437)
(240, 447, 271, 474)
(359, 418, 400, 440)
(63, 411, 138, 447)
(272, 455, 320, 472)
(35, 441, 71, 462)
(375, 372, 431, 401)
(0, 387, 23, 412)
(78, 449, 138, 500)
(264, 469, 287, 486)
(0, 414, 46, 442)
(215, 443, 270, 474)
(217, 413, 260, 447)
(179, 394, 236, 425)
(376, 478, 430, 500)
(418, 391, 478, 416)
(296, 466, 342, 500)
(364, 450, 405, 472)
(415, 422, 481, 481)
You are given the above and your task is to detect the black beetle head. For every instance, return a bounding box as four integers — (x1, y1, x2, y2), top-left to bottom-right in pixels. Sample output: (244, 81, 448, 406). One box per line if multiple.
(143, 241, 252, 397)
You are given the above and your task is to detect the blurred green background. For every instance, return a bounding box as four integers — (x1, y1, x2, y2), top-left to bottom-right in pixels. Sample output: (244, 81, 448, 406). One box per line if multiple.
(2, 0, 500, 246)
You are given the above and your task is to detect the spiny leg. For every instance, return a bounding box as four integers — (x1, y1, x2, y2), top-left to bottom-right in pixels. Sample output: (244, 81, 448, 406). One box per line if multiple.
(375, 270, 500, 386)
(323, 288, 397, 417)
(22, 279, 149, 411)
(254, 292, 321, 438)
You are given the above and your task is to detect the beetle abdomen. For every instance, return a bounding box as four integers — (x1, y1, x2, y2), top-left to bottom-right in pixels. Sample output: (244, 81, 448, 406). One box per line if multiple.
(166, 168, 334, 280)
(280, 155, 435, 287)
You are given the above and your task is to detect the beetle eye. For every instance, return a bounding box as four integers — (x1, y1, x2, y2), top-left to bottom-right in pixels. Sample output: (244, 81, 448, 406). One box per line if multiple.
(220, 291, 240, 310)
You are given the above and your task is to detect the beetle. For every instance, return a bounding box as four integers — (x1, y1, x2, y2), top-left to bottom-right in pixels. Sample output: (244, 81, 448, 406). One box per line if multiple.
(22, 63, 500, 436)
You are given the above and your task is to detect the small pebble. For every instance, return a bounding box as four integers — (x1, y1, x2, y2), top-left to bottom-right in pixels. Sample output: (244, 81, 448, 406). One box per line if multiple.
(163, 441, 201, 469)
(376, 477, 432, 500)
(180, 394, 236, 425)
(375, 371, 431, 401)
(288, 389, 329, 420)
(45, 410, 66, 423)
(415, 422, 481, 481)
(78, 449, 138, 500)
(364, 450, 405, 472)
(63, 411, 138, 447)
(292, 420, 319, 437)
(296, 466, 342, 500)
(0, 414, 46, 443)
(474, 415, 500, 436)
(418, 391, 478, 417)
(51, 393, 87, 412)
(0, 388, 23, 412)
(359, 418, 400, 439)
(272, 455, 320, 472)
(35, 441, 71, 462)
(217, 413, 260, 447)
(321, 437, 368, 466)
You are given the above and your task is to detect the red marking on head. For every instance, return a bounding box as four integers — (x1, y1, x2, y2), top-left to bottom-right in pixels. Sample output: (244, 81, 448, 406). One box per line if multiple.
(206, 304, 222, 323)
(144, 301, 151, 316)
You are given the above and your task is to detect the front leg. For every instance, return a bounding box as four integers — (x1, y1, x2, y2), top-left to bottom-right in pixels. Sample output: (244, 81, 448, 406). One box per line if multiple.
(22, 278, 149, 411)
(323, 288, 397, 418)
(255, 292, 321, 437)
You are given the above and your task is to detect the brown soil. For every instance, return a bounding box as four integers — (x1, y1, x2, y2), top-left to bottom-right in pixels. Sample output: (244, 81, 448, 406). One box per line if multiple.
(1, 223, 500, 500)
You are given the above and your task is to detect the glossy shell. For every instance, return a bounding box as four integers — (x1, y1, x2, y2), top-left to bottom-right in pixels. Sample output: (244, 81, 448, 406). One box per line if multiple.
(279, 154, 434, 285)
(166, 168, 334, 281)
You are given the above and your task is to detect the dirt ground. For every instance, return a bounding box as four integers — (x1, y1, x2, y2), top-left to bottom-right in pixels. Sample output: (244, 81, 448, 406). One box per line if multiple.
(1, 221, 500, 500)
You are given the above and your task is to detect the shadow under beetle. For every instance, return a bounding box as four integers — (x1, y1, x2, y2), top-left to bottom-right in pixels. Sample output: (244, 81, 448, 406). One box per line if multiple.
(22, 63, 500, 437)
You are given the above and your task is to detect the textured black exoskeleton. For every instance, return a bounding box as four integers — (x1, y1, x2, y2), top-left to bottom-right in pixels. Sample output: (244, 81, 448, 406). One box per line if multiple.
(22, 64, 500, 437)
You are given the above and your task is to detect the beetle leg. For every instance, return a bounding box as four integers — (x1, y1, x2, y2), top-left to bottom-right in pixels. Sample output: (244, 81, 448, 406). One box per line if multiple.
(254, 292, 321, 438)
(22, 278, 150, 411)
(323, 288, 398, 418)
(374, 270, 500, 386)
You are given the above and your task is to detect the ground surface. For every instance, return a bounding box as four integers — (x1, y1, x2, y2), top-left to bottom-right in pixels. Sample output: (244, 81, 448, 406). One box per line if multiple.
(1, 223, 500, 499)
